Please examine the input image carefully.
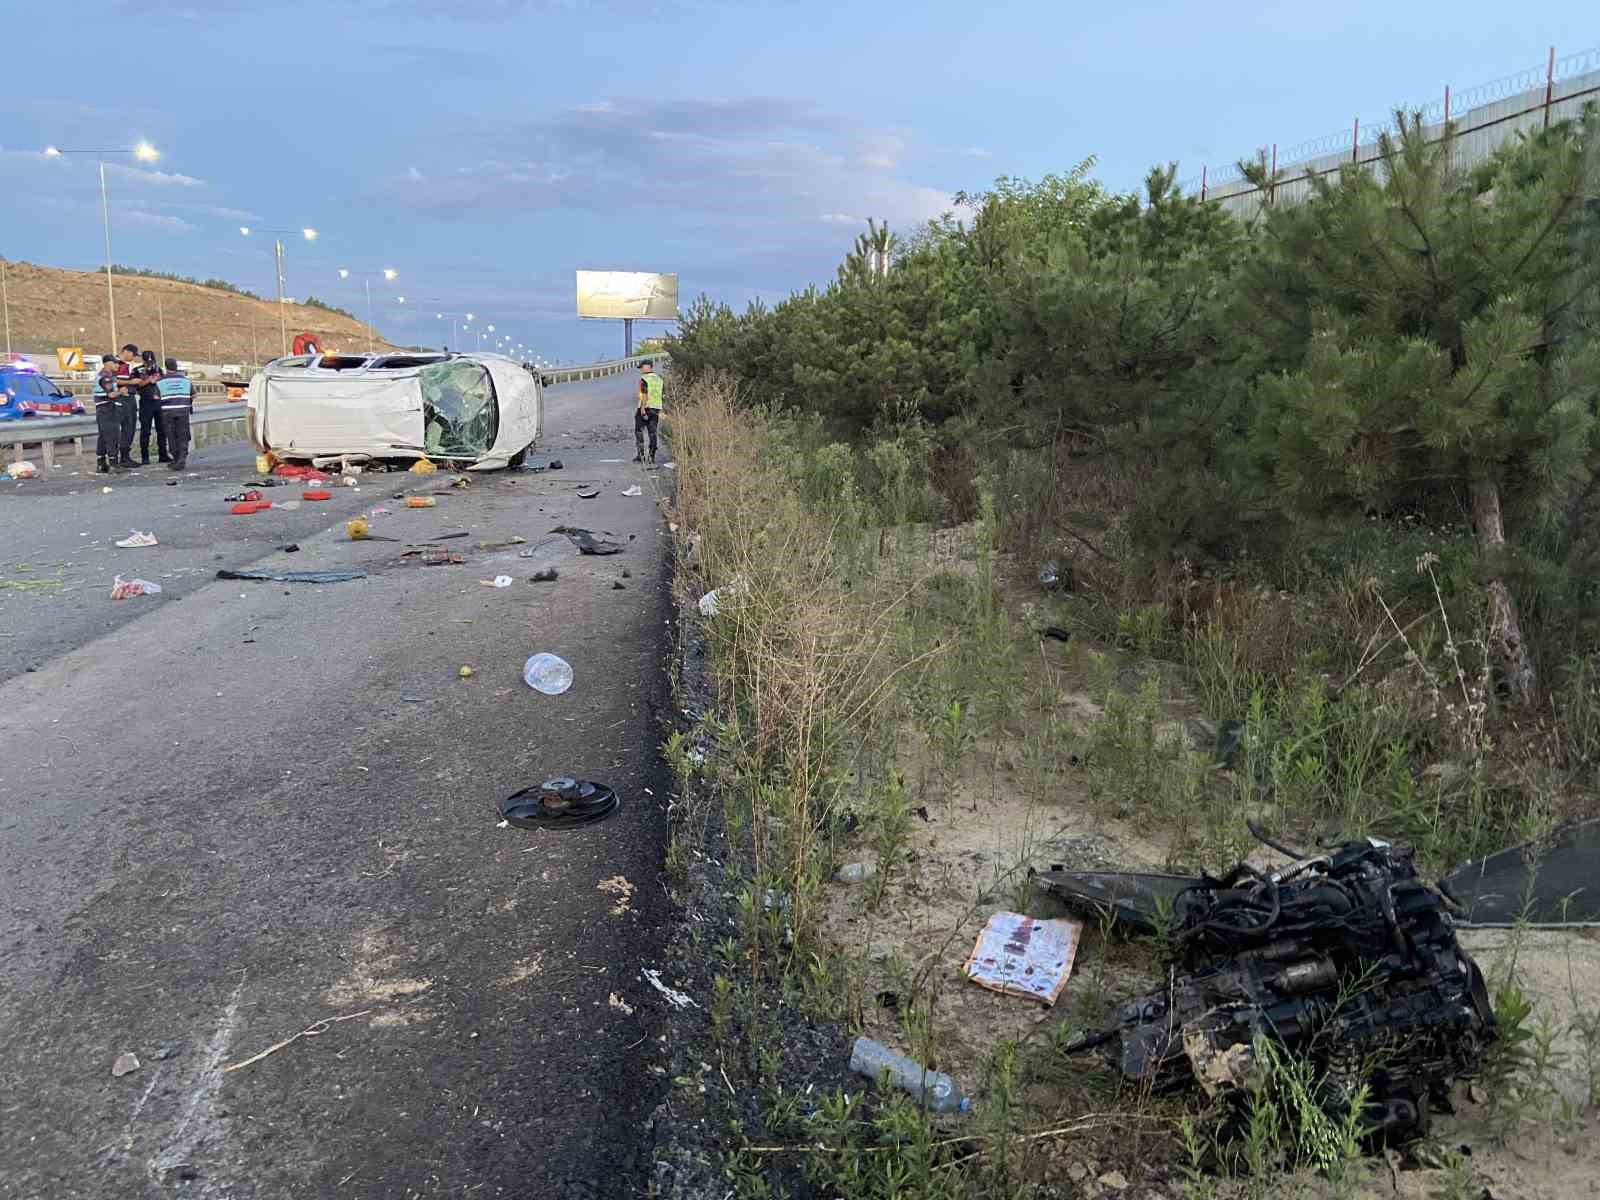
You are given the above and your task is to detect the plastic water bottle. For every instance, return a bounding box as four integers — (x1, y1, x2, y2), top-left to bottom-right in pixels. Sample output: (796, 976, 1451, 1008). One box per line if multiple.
(523, 653, 574, 695)
(849, 1037, 972, 1114)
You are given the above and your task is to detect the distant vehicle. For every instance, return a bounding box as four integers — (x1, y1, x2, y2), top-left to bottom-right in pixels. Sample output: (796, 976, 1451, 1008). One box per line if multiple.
(0, 361, 85, 420)
(246, 351, 543, 470)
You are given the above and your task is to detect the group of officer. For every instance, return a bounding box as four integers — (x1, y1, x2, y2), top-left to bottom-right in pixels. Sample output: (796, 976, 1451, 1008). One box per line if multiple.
(92, 344, 194, 474)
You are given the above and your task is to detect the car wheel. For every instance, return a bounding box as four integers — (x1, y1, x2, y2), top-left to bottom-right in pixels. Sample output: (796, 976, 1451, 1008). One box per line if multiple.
(508, 447, 528, 469)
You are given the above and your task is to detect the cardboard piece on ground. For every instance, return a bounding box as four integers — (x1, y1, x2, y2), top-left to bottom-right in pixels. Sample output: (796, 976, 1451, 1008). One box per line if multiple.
(963, 911, 1083, 1005)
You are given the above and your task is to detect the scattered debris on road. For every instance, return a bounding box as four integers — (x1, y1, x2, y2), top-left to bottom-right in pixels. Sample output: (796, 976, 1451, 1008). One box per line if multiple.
(622, 485, 642, 497)
(215, 569, 367, 584)
(552, 526, 624, 556)
(111, 1052, 141, 1078)
(963, 911, 1082, 1005)
(577, 487, 601, 499)
(110, 576, 162, 600)
(7, 460, 39, 479)
(406, 496, 436, 509)
(459, 665, 476, 678)
(410, 458, 437, 474)
(608, 992, 635, 1015)
(1047, 829, 1496, 1141)
(530, 567, 559, 582)
(302, 489, 333, 501)
(479, 575, 513, 588)
(222, 1008, 374, 1075)
(115, 531, 158, 548)
(523, 652, 574, 694)
(499, 778, 620, 829)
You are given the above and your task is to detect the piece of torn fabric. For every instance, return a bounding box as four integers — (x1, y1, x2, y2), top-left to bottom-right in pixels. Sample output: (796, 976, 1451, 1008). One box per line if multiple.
(551, 526, 624, 555)
(215, 569, 367, 584)
(964, 911, 1083, 1005)
(1443, 818, 1600, 926)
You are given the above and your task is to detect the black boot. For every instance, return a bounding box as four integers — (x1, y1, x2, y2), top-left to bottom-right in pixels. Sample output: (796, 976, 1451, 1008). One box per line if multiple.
(120, 454, 139, 468)
(97, 457, 110, 474)
(141, 453, 150, 465)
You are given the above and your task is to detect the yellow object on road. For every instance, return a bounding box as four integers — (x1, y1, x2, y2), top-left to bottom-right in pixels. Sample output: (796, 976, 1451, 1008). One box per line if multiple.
(406, 496, 436, 509)
(410, 458, 437, 474)
(346, 517, 370, 540)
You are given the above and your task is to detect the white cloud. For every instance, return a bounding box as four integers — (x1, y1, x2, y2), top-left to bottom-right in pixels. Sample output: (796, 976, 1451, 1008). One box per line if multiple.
(115, 210, 198, 234)
(820, 212, 863, 225)
(105, 163, 205, 188)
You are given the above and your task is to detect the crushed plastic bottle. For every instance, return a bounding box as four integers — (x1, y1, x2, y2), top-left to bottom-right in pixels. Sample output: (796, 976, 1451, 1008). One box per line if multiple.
(834, 862, 877, 883)
(523, 652, 574, 696)
(849, 1037, 971, 1114)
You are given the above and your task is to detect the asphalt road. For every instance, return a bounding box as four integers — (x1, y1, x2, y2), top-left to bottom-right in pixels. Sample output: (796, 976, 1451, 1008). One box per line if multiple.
(0, 376, 679, 1198)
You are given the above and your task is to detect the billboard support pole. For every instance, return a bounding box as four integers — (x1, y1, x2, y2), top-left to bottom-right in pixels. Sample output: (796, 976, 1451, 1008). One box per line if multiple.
(624, 318, 633, 358)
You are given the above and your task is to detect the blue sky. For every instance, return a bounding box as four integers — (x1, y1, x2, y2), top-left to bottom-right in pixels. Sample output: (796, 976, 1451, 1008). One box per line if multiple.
(1, 1, 1594, 362)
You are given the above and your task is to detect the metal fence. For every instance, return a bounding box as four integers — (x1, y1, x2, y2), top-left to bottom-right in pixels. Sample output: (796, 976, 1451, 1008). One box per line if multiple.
(1181, 45, 1600, 220)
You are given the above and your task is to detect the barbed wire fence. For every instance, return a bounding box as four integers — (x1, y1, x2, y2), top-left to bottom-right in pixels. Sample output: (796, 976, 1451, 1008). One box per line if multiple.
(1179, 44, 1600, 219)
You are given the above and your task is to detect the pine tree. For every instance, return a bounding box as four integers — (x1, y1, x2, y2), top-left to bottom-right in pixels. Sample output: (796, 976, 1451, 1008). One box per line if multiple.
(1243, 108, 1600, 704)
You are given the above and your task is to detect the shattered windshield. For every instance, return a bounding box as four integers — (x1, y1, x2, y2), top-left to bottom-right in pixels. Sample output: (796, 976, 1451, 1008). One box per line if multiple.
(421, 360, 499, 458)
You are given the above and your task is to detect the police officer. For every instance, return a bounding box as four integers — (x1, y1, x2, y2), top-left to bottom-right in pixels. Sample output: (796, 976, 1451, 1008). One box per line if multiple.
(156, 357, 194, 470)
(115, 343, 142, 467)
(634, 359, 663, 465)
(93, 353, 123, 473)
(137, 348, 169, 464)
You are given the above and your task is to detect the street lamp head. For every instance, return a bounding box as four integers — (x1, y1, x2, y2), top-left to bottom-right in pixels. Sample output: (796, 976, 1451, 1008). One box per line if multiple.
(239, 226, 251, 237)
(487, 324, 495, 332)
(133, 142, 159, 162)
(383, 269, 397, 281)
(43, 146, 61, 158)
(465, 313, 474, 322)
(397, 296, 406, 304)
(302, 228, 318, 241)
(339, 269, 350, 279)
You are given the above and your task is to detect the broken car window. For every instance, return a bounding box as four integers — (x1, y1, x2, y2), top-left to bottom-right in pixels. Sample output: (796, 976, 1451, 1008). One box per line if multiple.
(421, 360, 499, 458)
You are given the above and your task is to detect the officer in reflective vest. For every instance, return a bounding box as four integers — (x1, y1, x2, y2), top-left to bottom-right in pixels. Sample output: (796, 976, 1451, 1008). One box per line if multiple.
(156, 358, 195, 471)
(634, 359, 663, 465)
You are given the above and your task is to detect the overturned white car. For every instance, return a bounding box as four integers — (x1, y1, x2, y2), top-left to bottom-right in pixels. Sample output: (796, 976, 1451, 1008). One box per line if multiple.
(247, 351, 543, 470)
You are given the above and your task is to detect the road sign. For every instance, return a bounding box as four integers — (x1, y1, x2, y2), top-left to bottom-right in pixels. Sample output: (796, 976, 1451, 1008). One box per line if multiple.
(56, 347, 84, 372)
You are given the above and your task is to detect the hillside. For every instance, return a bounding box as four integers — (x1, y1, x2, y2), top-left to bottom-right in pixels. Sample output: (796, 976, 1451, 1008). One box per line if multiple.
(0, 259, 401, 367)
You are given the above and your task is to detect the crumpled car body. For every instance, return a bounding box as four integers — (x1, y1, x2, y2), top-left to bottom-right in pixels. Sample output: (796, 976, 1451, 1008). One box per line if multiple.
(247, 351, 542, 470)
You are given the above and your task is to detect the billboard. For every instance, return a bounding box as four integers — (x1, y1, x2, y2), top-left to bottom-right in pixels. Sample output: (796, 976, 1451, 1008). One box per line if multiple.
(576, 271, 678, 320)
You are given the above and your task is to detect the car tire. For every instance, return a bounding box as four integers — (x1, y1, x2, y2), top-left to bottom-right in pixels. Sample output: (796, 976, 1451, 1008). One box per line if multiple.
(508, 447, 528, 469)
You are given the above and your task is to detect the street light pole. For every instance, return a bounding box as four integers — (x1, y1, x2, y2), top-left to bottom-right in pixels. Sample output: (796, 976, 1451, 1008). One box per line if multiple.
(157, 294, 166, 363)
(275, 239, 286, 356)
(241, 226, 318, 358)
(99, 161, 117, 349)
(1, 259, 11, 357)
(43, 145, 158, 347)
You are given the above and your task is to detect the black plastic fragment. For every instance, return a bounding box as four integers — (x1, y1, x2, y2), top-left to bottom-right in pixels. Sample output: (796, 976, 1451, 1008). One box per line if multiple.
(216, 568, 366, 584)
(1041, 626, 1071, 643)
